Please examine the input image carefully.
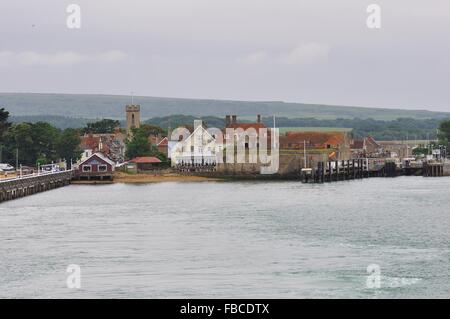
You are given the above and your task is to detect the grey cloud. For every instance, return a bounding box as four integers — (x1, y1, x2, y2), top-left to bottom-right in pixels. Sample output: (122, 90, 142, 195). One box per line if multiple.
(0, 50, 126, 67)
(0, 0, 448, 111)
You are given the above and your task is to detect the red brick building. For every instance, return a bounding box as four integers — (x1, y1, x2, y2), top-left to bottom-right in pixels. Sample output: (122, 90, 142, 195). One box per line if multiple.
(279, 131, 348, 150)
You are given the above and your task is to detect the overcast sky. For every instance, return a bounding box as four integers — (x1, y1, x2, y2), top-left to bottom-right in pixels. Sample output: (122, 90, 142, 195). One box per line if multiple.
(0, 0, 449, 111)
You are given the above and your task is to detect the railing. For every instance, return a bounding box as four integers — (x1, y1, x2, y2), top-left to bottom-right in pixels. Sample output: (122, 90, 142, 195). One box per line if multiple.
(0, 169, 74, 184)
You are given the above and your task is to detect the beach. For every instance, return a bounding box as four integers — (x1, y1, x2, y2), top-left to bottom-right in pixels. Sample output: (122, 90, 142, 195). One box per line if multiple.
(112, 171, 220, 183)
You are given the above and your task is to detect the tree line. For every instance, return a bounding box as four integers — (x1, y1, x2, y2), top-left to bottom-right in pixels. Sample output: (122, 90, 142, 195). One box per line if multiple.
(0, 108, 81, 167)
(12, 114, 448, 141)
(146, 115, 446, 141)
(1, 109, 169, 167)
(438, 120, 450, 149)
(2, 105, 450, 167)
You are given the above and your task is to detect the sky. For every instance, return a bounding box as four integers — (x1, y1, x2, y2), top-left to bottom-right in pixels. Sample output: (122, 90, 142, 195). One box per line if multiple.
(0, 0, 449, 111)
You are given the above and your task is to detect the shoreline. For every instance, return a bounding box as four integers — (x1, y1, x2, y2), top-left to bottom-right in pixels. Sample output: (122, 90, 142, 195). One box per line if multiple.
(112, 172, 222, 184)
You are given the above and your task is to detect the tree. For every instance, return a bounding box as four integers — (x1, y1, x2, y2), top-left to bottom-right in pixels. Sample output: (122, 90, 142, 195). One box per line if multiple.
(138, 124, 166, 137)
(412, 147, 429, 156)
(83, 119, 120, 134)
(125, 127, 152, 159)
(56, 128, 82, 166)
(438, 120, 450, 147)
(3, 123, 36, 165)
(1, 122, 82, 167)
(0, 108, 11, 142)
(125, 126, 167, 162)
(30, 122, 60, 163)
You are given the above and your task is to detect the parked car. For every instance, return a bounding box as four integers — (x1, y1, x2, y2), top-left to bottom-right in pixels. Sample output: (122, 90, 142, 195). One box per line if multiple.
(0, 163, 15, 172)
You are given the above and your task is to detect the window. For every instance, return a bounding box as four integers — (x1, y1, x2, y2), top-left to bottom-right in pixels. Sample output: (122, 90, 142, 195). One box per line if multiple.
(98, 165, 107, 172)
(82, 165, 92, 172)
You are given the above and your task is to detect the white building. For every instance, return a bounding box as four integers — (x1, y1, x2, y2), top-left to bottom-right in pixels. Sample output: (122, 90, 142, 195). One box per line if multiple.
(170, 120, 221, 166)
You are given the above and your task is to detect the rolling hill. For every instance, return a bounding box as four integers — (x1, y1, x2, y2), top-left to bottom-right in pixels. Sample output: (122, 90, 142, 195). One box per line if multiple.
(1, 93, 449, 121)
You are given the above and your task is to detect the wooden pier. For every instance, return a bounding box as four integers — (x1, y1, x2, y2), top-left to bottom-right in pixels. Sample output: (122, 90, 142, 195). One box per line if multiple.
(0, 170, 73, 203)
(423, 162, 444, 177)
(302, 159, 368, 183)
(301, 157, 437, 183)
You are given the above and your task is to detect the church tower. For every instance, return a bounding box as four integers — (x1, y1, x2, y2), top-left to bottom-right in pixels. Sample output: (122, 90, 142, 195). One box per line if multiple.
(126, 104, 141, 134)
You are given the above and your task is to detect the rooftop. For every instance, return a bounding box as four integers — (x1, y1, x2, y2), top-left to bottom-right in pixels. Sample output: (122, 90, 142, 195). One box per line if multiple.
(130, 156, 162, 164)
(280, 131, 347, 148)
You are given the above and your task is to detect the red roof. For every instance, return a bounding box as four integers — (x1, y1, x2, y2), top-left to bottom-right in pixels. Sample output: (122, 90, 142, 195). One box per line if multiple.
(280, 132, 346, 148)
(80, 135, 100, 150)
(130, 156, 162, 164)
(80, 134, 111, 154)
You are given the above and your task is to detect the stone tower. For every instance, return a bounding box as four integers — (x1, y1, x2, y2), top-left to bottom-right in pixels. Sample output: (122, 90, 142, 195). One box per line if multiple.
(126, 104, 141, 134)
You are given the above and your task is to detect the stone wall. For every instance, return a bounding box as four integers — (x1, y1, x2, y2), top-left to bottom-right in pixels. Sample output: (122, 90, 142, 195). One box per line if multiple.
(444, 163, 450, 176)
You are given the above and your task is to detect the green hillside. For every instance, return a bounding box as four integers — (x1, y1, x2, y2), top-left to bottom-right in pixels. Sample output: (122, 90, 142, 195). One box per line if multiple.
(1, 93, 449, 120)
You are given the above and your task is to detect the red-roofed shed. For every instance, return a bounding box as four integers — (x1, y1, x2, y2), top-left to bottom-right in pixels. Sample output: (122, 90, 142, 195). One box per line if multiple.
(130, 156, 163, 171)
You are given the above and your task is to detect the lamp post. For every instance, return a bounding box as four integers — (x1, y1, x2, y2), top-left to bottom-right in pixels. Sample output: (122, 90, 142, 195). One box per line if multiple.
(16, 148, 18, 171)
(303, 140, 307, 168)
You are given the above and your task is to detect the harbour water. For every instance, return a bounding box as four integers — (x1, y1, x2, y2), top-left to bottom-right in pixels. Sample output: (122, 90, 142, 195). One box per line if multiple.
(0, 177, 449, 298)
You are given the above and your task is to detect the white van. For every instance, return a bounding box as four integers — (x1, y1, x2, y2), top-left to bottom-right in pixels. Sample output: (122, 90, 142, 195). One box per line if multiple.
(0, 163, 15, 172)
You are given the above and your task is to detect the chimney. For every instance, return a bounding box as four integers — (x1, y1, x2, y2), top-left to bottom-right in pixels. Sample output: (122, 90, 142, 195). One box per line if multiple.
(225, 115, 231, 126)
(257, 114, 261, 123)
(194, 119, 202, 130)
(232, 115, 237, 124)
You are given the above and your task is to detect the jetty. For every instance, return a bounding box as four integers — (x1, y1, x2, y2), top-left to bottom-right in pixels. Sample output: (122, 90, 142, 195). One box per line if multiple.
(0, 170, 73, 203)
(301, 158, 449, 183)
(422, 162, 445, 177)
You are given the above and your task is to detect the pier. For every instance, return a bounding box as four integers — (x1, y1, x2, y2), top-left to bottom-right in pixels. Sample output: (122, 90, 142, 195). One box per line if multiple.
(423, 162, 444, 177)
(0, 170, 73, 203)
(301, 159, 368, 183)
(301, 158, 447, 183)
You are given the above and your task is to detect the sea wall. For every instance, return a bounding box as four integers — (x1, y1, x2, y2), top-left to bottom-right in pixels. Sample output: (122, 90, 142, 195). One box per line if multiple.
(0, 171, 73, 203)
(444, 163, 450, 176)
